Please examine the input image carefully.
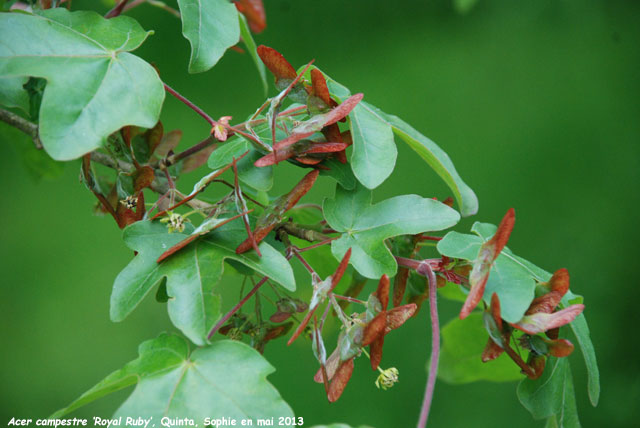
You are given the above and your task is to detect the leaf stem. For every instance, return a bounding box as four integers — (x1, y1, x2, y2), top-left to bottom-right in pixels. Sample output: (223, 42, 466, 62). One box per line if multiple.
(207, 276, 269, 339)
(164, 83, 218, 128)
(416, 262, 440, 428)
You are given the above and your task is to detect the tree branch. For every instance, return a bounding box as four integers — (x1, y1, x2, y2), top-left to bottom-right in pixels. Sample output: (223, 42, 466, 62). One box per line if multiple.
(0, 108, 42, 149)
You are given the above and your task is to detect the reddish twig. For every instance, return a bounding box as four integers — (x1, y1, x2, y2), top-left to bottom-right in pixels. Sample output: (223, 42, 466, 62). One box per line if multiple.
(105, 0, 129, 18)
(417, 262, 440, 428)
(164, 83, 218, 128)
(207, 276, 269, 339)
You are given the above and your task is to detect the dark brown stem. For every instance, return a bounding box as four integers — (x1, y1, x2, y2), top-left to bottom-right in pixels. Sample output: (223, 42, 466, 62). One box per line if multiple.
(207, 276, 269, 339)
(0, 108, 42, 149)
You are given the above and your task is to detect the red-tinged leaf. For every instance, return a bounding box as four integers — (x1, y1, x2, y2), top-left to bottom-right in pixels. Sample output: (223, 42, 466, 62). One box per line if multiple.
(331, 248, 352, 288)
(263, 322, 293, 342)
(514, 304, 585, 335)
(287, 307, 316, 345)
(362, 312, 386, 347)
(525, 291, 564, 315)
(460, 273, 488, 319)
(134, 166, 155, 192)
(527, 354, 546, 380)
(546, 327, 560, 340)
(490, 292, 502, 330)
(487, 208, 515, 258)
(375, 274, 391, 311)
(546, 338, 575, 358)
(461, 209, 516, 319)
(327, 358, 354, 402)
(235, 0, 266, 33)
(257, 45, 296, 81)
(288, 249, 351, 345)
(370, 336, 384, 370)
(182, 142, 218, 173)
(392, 267, 410, 307)
(237, 170, 320, 253)
(154, 130, 182, 157)
(314, 347, 340, 383)
(269, 311, 292, 323)
(304, 142, 349, 154)
(264, 93, 364, 159)
(116, 202, 138, 228)
(144, 121, 164, 154)
(134, 191, 146, 221)
(548, 268, 570, 295)
(294, 156, 324, 165)
(385, 303, 417, 331)
(310, 68, 333, 107)
(481, 338, 505, 362)
(255, 141, 348, 166)
(121, 125, 138, 147)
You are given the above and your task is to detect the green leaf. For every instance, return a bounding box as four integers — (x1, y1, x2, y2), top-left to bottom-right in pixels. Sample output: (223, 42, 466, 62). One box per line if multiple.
(53, 334, 294, 423)
(319, 158, 357, 190)
(380, 113, 479, 217)
(442, 222, 599, 406)
(348, 101, 397, 189)
(111, 220, 295, 345)
(238, 149, 273, 191)
(498, 245, 599, 406)
(436, 224, 537, 323)
(311, 67, 477, 214)
(0, 76, 29, 113)
(438, 313, 522, 384)
(178, 0, 240, 73)
(518, 357, 580, 426)
(51, 333, 189, 418)
(324, 182, 460, 278)
(239, 13, 267, 95)
(208, 138, 250, 169)
(0, 9, 164, 160)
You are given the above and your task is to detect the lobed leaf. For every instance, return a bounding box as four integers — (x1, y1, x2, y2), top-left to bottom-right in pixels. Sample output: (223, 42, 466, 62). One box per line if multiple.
(54, 334, 293, 423)
(177, 0, 240, 73)
(0, 9, 164, 160)
(0, 76, 29, 113)
(111, 221, 295, 345)
(307, 67, 477, 214)
(517, 356, 580, 426)
(438, 313, 522, 384)
(324, 182, 460, 278)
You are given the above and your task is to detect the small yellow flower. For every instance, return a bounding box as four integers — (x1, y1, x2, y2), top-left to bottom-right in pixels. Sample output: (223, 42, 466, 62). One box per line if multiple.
(160, 211, 188, 233)
(375, 367, 399, 390)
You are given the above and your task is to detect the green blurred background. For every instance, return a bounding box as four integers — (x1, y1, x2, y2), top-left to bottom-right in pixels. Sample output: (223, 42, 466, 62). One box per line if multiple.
(1, 0, 639, 427)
